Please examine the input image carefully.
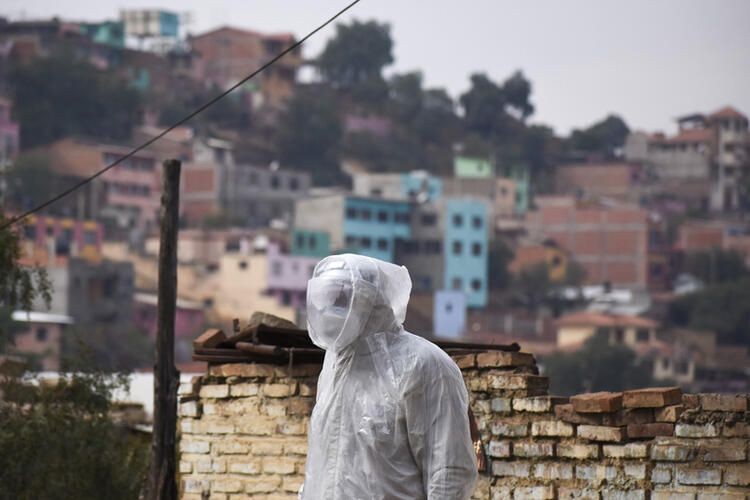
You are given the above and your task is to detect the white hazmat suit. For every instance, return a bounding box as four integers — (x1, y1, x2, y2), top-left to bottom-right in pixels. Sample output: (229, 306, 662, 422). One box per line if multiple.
(301, 254, 477, 500)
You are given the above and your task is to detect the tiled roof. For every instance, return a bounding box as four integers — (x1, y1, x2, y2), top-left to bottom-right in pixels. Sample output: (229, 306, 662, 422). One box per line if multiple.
(708, 106, 747, 120)
(556, 311, 658, 329)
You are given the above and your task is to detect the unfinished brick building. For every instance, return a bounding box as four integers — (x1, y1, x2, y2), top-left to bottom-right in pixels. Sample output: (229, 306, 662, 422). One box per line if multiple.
(177, 325, 750, 499)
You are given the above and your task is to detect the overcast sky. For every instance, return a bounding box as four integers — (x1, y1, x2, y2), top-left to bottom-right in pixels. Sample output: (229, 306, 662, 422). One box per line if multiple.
(2, 0, 749, 135)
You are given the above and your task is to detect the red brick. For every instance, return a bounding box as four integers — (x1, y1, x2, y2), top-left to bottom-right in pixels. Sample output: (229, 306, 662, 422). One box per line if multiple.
(577, 425, 626, 442)
(623, 387, 682, 408)
(452, 354, 476, 369)
(571, 391, 623, 413)
(554, 404, 602, 425)
(681, 393, 699, 409)
(627, 423, 674, 439)
(476, 351, 535, 368)
(655, 405, 684, 423)
(699, 393, 747, 412)
(602, 408, 654, 426)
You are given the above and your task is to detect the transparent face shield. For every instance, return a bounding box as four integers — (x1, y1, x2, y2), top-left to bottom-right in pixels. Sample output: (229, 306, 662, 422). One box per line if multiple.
(306, 257, 379, 352)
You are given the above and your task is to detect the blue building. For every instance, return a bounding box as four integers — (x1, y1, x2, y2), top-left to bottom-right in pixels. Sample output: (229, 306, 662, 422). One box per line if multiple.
(294, 195, 411, 263)
(343, 197, 411, 262)
(291, 229, 330, 258)
(401, 172, 443, 202)
(433, 290, 467, 338)
(443, 199, 489, 307)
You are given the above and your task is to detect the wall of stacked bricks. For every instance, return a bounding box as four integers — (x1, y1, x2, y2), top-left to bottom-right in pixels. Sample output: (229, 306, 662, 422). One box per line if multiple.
(177, 352, 750, 499)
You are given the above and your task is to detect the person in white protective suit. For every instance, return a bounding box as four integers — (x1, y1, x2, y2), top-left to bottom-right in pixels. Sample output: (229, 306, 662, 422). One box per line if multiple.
(300, 253, 478, 500)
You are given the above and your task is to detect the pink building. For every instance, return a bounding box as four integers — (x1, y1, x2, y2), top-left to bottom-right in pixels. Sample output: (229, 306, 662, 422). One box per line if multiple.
(266, 244, 319, 310)
(42, 137, 160, 234)
(11, 311, 74, 371)
(133, 292, 205, 342)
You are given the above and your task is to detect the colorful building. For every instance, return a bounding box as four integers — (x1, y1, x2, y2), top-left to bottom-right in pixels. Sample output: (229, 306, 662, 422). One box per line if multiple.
(433, 290, 466, 338)
(499, 163, 531, 214)
(454, 155, 494, 178)
(294, 195, 412, 263)
(266, 244, 319, 313)
(291, 229, 330, 258)
(18, 214, 104, 267)
(443, 199, 489, 307)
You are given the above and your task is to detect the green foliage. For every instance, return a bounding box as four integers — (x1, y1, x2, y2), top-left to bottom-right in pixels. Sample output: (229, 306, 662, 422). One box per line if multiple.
(668, 277, 750, 347)
(513, 262, 551, 312)
(62, 326, 154, 372)
(0, 211, 51, 352)
(0, 370, 149, 500)
(565, 114, 630, 158)
(488, 239, 514, 290)
(276, 87, 344, 186)
(543, 334, 656, 396)
(683, 248, 749, 285)
(4, 153, 61, 211)
(317, 20, 394, 90)
(8, 50, 142, 149)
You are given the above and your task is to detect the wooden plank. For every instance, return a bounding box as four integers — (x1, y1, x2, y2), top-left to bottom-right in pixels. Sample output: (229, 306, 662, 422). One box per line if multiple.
(193, 328, 227, 349)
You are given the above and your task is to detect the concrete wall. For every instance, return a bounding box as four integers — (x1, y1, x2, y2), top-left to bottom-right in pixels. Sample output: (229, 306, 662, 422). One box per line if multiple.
(178, 353, 750, 499)
(293, 196, 345, 249)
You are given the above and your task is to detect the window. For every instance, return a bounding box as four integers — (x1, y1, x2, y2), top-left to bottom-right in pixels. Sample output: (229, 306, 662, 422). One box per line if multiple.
(203, 297, 214, 307)
(270, 175, 280, 189)
(424, 240, 442, 254)
(345, 235, 357, 247)
(452, 241, 463, 255)
(289, 177, 299, 191)
(420, 213, 437, 226)
(614, 328, 625, 344)
(471, 279, 482, 291)
(24, 225, 36, 240)
(453, 214, 463, 227)
(675, 360, 690, 375)
(377, 211, 388, 223)
(471, 242, 482, 256)
(551, 255, 562, 268)
(272, 261, 282, 276)
(361, 237, 372, 249)
(451, 277, 462, 290)
(308, 235, 316, 249)
(472, 216, 483, 229)
(346, 207, 357, 219)
(377, 238, 388, 250)
(395, 212, 410, 224)
(84, 230, 97, 245)
(281, 291, 292, 306)
(296, 233, 305, 248)
(238, 261, 248, 270)
(636, 328, 650, 343)
(36, 327, 48, 342)
(445, 303, 453, 313)
(361, 209, 372, 221)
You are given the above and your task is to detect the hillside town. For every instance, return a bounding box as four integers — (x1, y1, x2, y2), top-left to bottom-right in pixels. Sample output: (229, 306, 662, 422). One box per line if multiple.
(0, 8, 748, 399)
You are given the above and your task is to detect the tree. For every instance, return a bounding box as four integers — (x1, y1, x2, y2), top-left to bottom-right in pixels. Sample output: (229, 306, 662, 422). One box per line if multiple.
(276, 87, 343, 186)
(8, 50, 142, 149)
(513, 262, 552, 312)
(0, 369, 149, 499)
(317, 20, 394, 90)
(566, 114, 630, 158)
(488, 239, 514, 290)
(668, 278, 750, 347)
(500, 70, 534, 120)
(4, 153, 62, 212)
(62, 326, 154, 372)
(683, 248, 749, 285)
(0, 211, 51, 353)
(460, 73, 509, 139)
(543, 334, 656, 396)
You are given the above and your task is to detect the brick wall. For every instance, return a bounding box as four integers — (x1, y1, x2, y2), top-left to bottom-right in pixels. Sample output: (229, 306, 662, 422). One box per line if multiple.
(177, 352, 750, 499)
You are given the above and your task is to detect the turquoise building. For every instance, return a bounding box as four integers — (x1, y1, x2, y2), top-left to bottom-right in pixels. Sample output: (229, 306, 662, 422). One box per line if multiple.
(291, 229, 330, 258)
(500, 164, 531, 215)
(343, 197, 411, 262)
(454, 155, 495, 178)
(442, 199, 488, 307)
(401, 172, 443, 201)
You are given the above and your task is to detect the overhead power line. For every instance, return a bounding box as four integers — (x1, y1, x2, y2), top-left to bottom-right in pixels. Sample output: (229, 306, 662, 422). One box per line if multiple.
(0, 0, 361, 231)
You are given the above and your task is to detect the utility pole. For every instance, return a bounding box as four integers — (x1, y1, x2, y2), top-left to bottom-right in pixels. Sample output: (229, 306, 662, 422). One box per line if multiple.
(147, 159, 181, 500)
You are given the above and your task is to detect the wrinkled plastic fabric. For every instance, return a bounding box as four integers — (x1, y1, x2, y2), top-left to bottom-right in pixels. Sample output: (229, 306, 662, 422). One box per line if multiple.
(302, 254, 477, 500)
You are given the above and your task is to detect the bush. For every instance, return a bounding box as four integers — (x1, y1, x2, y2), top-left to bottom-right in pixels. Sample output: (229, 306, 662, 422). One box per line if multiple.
(0, 369, 149, 500)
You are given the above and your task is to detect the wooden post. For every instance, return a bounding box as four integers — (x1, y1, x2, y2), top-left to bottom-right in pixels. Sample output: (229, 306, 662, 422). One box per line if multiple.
(147, 159, 181, 500)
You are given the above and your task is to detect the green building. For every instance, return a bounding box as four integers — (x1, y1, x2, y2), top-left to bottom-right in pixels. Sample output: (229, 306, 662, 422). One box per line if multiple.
(291, 229, 330, 258)
(453, 155, 495, 178)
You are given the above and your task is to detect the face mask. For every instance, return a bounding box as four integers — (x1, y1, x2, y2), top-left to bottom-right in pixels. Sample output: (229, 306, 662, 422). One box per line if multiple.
(307, 275, 377, 352)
